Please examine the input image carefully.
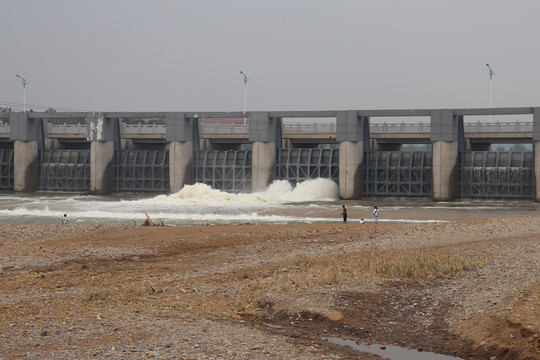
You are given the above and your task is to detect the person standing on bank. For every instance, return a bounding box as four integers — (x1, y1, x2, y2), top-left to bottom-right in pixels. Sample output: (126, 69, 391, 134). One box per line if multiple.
(373, 206, 379, 224)
(341, 205, 348, 223)
(61, 214, 69, 224)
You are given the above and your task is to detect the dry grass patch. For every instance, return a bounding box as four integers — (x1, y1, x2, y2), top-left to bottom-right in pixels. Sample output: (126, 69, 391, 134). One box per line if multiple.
(296, 250, 490, 283)
(77, 250, 490, 319)
(227, 249, 490, 315)
(82, 282, 160, 303)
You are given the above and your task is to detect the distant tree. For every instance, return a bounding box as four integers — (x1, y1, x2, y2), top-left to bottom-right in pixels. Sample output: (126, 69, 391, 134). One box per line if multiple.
(45, 107, 57, 113)
(509, 144, 528, 151)
(0, 107, 12, 124)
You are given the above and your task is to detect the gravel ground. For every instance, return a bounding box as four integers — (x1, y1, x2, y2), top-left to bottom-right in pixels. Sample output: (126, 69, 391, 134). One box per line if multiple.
(0, 217, 539, 359)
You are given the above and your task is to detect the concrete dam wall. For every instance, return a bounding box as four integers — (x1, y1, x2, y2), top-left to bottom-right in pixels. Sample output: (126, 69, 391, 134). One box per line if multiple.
(1, 107, 539, 201)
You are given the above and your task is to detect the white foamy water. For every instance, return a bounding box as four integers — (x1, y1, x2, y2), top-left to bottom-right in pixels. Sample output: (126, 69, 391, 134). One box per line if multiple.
(0, 178, 342, 225)
(1, 178, 536, 225)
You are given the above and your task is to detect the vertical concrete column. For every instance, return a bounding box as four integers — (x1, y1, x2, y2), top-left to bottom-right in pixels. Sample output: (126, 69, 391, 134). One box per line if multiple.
(87, 113, 115, 194)
(13, 140, 38, 192)
(166, 112, 195, 193)
(338, 141, 364, 199)
(169, 141, 193, 193)
(90, 141, 114, 193)
(430, 110, 463, 201)
(336, 111, 369, 199)
(533, 108, 540, 201)
(535, 142, 540, 202)
(10, 113, 42, 192)
(249, 112, 279, 192)
(252, 141, 275, 192)
(432, 141, 458, 200)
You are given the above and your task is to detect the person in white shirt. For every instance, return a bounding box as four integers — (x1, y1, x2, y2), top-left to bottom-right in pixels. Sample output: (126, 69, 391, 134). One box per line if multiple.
(61, 214, 69, 224)
(373, 206, 379, 224)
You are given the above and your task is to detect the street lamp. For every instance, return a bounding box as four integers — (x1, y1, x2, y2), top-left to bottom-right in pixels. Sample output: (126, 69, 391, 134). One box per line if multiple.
(239, 71, 250, 126)
(16, 74, 30, 112)
(486, 64, 494, 122)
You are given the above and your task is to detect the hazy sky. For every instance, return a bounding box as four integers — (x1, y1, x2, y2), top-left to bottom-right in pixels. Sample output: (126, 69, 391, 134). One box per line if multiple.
(2, 1, 540, 113)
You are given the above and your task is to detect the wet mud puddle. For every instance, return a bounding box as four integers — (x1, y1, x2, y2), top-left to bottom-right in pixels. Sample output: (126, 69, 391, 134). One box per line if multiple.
(322, 337, 464, 360)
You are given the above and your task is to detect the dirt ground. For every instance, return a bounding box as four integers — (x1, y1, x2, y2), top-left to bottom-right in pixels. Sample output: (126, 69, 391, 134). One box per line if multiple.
(0, 220, 539, 359)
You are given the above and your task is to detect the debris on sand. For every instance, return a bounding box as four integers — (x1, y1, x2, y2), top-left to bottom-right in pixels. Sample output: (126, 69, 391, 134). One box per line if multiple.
(142, 212, 164, 226)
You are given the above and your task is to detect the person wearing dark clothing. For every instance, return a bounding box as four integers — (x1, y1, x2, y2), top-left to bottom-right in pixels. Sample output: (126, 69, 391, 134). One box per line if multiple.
(341, 205, 348, 223)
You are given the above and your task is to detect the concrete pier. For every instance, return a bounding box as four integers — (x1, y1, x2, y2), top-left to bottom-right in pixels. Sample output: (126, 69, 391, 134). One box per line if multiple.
(251, 141, 276, 192)
(535, 141, 540, 202)
(90, 141, 114, 193)
(337, 111, 369, 199)
(87, 113, 116, 194)
(249, 112, 280, 192)
(533, 108, 540, 201)
(166, 113, 195, 193)
(338, 141, 364, 199)
(431, 141, 459, 200)
(13, 140, 38, 192)
(430, 110, 463, 201)
(169, 141, 193, 193)
(10, 113, 42, 192)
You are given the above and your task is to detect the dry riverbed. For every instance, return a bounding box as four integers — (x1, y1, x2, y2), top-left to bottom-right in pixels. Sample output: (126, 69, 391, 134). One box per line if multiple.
(0, 218, 539, 359)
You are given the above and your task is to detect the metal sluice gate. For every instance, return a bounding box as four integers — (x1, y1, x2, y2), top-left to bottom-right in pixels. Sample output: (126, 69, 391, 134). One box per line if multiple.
(276, 148, 339, 186)
(114, 150, 169, 192)
(39, 150, 91, 191)
(193, 150, 252, 192)
(363, 151, 433, 198)
(0, 148, 534, 200)
(37, 150, 170, 193)
(458, 151, 533, 199)
(0, 149, 14, 191)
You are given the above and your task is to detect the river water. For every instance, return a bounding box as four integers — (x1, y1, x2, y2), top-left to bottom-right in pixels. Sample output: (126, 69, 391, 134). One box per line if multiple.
(0, 178, 538, 225)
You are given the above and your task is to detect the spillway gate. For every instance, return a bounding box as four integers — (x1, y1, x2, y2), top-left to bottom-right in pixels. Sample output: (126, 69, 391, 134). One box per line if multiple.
(363, 151, 433, 198)
(0, 149, 14, 191)
(39, 150, 91, 192)
(276, 148, 339, 186)
(193, 150, 252, 192)
(458, 151, 533, 199)
(114, 150, 169, 192)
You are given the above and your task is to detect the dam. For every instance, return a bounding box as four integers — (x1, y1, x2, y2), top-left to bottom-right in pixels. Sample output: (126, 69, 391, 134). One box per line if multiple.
(0, 107, 539, 201)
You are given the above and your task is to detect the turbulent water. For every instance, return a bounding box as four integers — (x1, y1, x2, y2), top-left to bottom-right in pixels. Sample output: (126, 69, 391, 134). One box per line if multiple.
(0, 178, 538, 225)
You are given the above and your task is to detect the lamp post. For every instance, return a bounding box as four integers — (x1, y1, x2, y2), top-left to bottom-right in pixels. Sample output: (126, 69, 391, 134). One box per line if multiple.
(486, 64, 494, 122)
(16, 74, 30, 112)
(239, 71, 250, 126)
